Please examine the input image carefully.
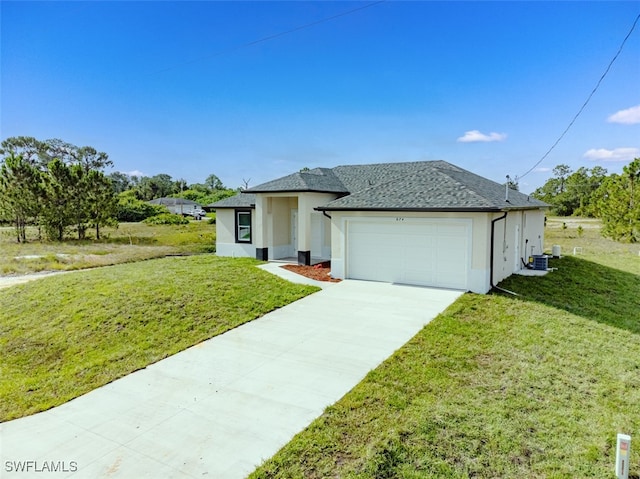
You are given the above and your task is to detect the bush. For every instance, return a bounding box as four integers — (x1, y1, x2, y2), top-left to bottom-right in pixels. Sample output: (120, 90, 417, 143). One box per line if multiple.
(142, 213, 190, 225)
(117, 191, 166, 222)
(172, 188, 238, 207)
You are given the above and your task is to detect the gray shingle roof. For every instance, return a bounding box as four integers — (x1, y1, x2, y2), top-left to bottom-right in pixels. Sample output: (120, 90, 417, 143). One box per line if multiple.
(211, 161, 548, 211)
(208, 192, 255, 209)
(244, 168, 349, 194)
(321, 161, 547, 211)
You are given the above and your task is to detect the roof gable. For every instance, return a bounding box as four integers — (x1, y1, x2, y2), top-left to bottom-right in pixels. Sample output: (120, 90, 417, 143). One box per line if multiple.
(207, 192, 255, 209)
(245, 167, 349, 194)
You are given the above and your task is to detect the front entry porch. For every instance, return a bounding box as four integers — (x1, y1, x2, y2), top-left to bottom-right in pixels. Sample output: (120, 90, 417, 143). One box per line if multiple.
(253, 193, 333, 266)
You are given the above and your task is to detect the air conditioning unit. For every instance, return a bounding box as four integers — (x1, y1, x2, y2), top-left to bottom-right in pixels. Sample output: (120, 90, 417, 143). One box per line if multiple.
(532, 255, 548, 271)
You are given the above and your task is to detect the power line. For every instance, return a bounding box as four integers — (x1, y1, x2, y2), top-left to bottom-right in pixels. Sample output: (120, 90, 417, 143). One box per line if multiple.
(518, 12, 640, 181)
(152, 1, 387, 75)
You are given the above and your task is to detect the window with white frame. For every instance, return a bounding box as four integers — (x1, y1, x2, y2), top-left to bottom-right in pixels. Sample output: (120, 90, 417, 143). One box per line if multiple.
(236, 210, 252, 243)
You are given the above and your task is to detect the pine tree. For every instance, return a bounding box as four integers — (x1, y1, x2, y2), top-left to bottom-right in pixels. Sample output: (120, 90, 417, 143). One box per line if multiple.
(41, 159, 75, 241)
(595, 158, 640, 242)
(0, 154, 43, 242)
(87, 170, 118, 239)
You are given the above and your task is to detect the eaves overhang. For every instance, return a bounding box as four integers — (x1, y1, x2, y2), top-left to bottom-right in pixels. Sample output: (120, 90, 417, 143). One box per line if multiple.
(314, 206, 504, 213)
(210, 204, 255, 210)
(501, 204, 551, 211)
(244, 188, 348, 194)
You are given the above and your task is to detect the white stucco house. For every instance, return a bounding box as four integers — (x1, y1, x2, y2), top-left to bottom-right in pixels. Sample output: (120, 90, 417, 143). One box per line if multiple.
(210, 161, 548, 294)
(148, 197, 206, 218)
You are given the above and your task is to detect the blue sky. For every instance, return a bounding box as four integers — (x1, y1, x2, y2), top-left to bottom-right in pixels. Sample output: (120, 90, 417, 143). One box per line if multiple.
(2, 1, 639, 193)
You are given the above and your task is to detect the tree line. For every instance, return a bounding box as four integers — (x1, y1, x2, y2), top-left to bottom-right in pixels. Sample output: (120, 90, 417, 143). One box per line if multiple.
(0, 137, 117, 241)
(0, 136, 236, 242)
(532, 158, 640, 242)
(109, 171, 235, 206)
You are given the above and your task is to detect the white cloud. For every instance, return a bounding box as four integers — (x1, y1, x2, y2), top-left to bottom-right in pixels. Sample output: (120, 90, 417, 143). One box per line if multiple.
(457, 130, 507, 143)
(534, 167, 552, 173)
(607, 105, 640, 124)
(123, 169, 145, 177)
(583, 147, 640, 162)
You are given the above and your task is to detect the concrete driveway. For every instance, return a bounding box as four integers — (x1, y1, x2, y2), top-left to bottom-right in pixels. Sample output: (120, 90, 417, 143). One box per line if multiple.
(0, 274, 462, 479)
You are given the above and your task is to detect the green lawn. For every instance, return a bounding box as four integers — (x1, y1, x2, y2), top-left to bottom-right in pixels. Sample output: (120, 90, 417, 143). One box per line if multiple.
(0, 221, 216, 275)
(250, 221, 640, 478)
(0, 256, 319, 421)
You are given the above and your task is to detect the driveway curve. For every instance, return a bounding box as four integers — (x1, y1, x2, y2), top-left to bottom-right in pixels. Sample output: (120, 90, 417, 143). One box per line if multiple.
(0, 277, 462, 478)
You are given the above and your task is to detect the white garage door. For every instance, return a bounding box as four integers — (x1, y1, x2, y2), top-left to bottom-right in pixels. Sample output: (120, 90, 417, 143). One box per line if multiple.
(347, 219, 470, 290)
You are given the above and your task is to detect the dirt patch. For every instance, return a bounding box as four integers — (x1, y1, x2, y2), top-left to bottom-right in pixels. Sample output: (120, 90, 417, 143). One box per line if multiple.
(0, 270, 72, 290)
(281, 262, 341, 283)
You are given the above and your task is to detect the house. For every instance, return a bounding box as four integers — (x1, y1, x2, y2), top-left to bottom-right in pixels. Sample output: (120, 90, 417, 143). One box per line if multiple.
(148, 197, 206, 218)
(209, 161, 548, 293)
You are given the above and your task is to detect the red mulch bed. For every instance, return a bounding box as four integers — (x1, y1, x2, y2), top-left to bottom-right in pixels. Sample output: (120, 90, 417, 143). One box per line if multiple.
(281, 261, 341, 283)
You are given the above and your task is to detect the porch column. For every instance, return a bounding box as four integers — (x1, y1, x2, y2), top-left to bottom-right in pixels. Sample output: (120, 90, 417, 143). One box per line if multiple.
(297, 194, 312, 265)
(254, 195, 269, 261)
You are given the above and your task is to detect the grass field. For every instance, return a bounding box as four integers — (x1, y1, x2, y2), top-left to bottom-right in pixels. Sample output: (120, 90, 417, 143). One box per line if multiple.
(250, 218, 640, 478)
(0, 256, 319, 421)
(0, 221, 216, 275)
(544, 216, 640, 274)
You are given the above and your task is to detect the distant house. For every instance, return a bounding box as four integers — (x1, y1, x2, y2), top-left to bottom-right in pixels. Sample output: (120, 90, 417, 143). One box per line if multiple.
(148, 197, 206, 218)
(209, 161, 548, 294)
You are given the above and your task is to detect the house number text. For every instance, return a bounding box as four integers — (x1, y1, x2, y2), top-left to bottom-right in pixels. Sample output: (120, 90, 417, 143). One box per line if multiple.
(396, 217, 405, 221)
